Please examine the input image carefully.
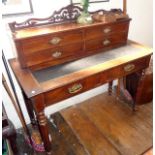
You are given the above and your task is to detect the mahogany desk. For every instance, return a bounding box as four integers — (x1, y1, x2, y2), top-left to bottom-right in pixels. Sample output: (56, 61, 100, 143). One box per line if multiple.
(9, 40, 152, 154)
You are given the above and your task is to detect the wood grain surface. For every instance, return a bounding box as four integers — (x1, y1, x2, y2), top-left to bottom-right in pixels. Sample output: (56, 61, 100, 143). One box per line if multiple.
(12, 19, 130, 69)
(61, 92, 152, 155)
(14, 93, 152, 155)
(13, 19, 131, 40)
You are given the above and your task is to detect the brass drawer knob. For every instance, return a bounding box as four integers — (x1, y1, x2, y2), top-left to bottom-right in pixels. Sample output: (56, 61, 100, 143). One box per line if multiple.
(103, 28, 111, 33)
(49, 37, 61, 45)
(52, 51, 62, 58)
(103, 39, 111, 46)
(68, 83, 83, 94)
(124, 64, 135, 72)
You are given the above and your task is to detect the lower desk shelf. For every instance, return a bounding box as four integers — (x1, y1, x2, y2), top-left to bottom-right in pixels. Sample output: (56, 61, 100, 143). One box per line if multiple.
(9, 40, 152, 154)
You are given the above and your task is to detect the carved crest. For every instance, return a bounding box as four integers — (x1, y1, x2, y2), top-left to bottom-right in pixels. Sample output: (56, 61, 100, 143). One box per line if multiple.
(9, 4, 83, 32)
(8, 4, 124, 32)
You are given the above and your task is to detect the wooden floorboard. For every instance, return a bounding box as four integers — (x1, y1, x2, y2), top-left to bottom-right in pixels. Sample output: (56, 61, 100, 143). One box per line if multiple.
(15, 113, 89, 155)
(50, 113, 89, 155)
(14, 92, 152, 155)
(61, 92, 152, 155)
(143, 148, 153, 155)
(61, 106, 121, 155)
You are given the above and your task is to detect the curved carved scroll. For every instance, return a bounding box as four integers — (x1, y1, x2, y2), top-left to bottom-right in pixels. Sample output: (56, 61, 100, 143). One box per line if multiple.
(9, 4, 124, 32)
(9, 4, 83, 32)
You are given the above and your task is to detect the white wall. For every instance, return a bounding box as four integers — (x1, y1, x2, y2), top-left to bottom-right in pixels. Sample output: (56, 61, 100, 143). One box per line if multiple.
(2, 0, 153, 128)
(128, 0, 153, 47)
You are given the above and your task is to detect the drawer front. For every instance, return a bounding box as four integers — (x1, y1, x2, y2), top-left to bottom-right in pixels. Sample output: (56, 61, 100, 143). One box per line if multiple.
(45, 56, 150, 106)
(120, 56, 150, 76)
(85, 21, 129, 40)
(25, 42, 84, 67)
(45, 75, 101, 106)
(85, 32, 127, 52)
(100, 56, 150, 83)
(21, 30, 83, 53)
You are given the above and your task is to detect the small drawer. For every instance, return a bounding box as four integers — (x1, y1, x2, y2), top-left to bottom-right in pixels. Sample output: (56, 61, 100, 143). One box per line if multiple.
(85, 32, 127, 52)
(45, 74, 101, 105)
(85, 21, 130, 40)
(120, 57, 150, 76)
(26, 42, 84, 67)
(100, 57, 150, 83)
(21, 30, 83, 53)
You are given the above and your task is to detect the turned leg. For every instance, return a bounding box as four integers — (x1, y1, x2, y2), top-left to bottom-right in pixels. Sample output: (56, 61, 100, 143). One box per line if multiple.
(32, 95, 52, 155)
(108, 81, 113, 95)
(22, 91, 37, 126)
(123, 77, 126, 89)
(116, 78, 121, 99)
(37, 111, 52, 154)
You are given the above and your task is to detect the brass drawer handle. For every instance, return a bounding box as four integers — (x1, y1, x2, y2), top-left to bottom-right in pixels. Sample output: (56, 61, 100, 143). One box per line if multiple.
(68, 83, 83, 94)
(49, 37, 61, 45)
(103, 39, 111, 46)
(52, 51, 62, 58)
(124, 64, 135, 72)
(103, 28, 111, 34)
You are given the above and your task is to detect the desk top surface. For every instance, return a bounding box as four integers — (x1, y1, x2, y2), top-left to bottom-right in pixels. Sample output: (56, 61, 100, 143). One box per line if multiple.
(32, 43, 148, 83)
(9, 41, 152, 98)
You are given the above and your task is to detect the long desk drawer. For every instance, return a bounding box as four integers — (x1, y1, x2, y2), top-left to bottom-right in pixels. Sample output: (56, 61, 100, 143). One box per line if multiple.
(44, 56, 150, 106)
(45, 75, 101, 105)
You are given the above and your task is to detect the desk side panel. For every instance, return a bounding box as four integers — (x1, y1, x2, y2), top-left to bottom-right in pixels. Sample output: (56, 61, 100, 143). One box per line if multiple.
(8, 58, 43, 98)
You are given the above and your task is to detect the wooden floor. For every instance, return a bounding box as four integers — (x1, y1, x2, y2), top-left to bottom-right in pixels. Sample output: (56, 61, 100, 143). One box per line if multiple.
(15, 92, 152, 155)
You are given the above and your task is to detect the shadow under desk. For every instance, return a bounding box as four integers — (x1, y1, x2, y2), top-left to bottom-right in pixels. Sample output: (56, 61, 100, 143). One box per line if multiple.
(9, 40, 152, 154)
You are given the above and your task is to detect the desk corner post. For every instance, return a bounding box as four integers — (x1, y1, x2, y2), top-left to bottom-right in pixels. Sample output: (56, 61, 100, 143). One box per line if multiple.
(32, 94, 52, 154)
